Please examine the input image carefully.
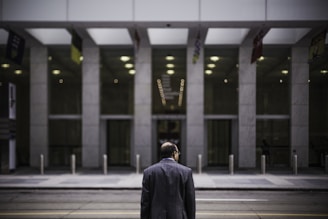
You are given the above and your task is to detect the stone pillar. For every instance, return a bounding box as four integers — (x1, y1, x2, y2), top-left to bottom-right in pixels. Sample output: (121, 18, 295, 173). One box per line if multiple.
(290, 46, 309, 167)
(238, 45, 256, 168)
(133, 46, 152, 168)
(82, 47, 100, 168)
(30, 47, 48, 167)
(186, 33, 205, 169)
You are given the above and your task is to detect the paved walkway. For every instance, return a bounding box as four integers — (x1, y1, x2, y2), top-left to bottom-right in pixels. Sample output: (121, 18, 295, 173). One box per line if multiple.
(0, 168, 327, 190)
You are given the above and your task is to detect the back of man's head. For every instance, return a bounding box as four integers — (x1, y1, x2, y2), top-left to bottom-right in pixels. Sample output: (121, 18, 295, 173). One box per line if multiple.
(160, 142, 177, 159)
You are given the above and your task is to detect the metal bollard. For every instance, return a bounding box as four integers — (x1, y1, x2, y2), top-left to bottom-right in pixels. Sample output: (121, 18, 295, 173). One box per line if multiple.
(293, 154, 298, 175)
(325, 155, 328, 174)
(261, 155, 266, 175)
(71, 154, 76, 175)
(40, 154, 44, 175)
(198, 154, 202, 174)
(103, 154, 108, 175)
(229, 154, 234, 175)
(136, 154, 140, 174)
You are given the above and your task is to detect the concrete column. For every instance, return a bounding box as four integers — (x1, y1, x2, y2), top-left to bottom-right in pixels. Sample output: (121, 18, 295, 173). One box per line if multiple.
(133, 46, 152, 168)
(238, 45, 256, 168)
(186, 32, 205, 169)
(30, 46, 48, 167)
(290, 46, 309, 167)
(82, 46, 100, 168)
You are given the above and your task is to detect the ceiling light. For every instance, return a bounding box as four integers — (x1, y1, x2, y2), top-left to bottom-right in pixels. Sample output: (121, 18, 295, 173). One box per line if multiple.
(59, 79, 64, 84)
(52, 69, 61, 75)
(210, 56, 220, 62)
(1, 63, 10, 68)
(320, 69, 328, 74)
(129, 69, 136, 75)
(80, 56, 84, 62)
(125, 63, 134, 69)
(114, 79, 119, 84)
(120, 56, 130, 62)
(48, 56, 52, 61)
(281, 70, 288, 75)
(205, 70, 213, 75)
(224, 79, 228, 83)
(280, 79, 283, 83)
(166, 55, 175, 61)
(167, 70, 175, 75)
(207, 63, 216, 68)
(259, 56, 265, 61)
(166, 63, 175, 68)
(14, 70, 22, 75)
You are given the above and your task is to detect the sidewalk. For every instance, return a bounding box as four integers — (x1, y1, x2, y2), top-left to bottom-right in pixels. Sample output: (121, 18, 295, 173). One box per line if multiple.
(0, 168, 327, 190)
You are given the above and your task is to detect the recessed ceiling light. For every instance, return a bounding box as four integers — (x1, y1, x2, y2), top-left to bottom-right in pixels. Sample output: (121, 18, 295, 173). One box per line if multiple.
(224, 79, 228, 83)
(125, 63, 134, 69)
(129, 69, 136, 75)
(114, 79, 119, 84)
(167, 70, 175, 75)
(280, 79, 283, 83)
(1, 63, 10, 68)
(281, 70, 288, 75)
(320, 69, 328, 74)
(59, 79, 64, 84)
(15, 70, 22, 75)
(166, 55, 175, 61)
(166, 63, 175, 68)
(207, 63, 216, 68)
(205, 70, 213, 75)
(52, 69, 61, 75)
(259, 56, 265, 61)
(120, 56, 130, 62)
(210, 56, 220, 62)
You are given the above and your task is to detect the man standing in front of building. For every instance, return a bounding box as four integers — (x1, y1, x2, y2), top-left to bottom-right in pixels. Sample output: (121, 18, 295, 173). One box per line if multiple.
(141, 142, 195, 219)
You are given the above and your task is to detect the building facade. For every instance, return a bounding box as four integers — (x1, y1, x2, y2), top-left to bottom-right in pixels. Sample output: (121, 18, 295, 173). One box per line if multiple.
(0, 0, 327, 171)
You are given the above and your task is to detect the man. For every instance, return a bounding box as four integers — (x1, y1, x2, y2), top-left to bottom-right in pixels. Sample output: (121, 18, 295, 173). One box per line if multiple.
(141, 142, 195, 219)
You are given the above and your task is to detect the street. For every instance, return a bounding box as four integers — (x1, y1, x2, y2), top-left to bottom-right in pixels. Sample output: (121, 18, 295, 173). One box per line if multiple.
(0, 190, 327, 218)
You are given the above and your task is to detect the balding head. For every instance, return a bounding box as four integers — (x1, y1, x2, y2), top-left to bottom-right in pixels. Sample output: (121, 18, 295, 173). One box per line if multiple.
(160, 142, 178, 159)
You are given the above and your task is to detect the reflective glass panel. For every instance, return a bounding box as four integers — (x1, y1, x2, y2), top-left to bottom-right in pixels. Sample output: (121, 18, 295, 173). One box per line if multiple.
(256, 47, 290, 114)
(49, 47, 82, 114)
(152, 49, 186, 114)
(204, 47, 238, 114)
(101, 48, 134, 114)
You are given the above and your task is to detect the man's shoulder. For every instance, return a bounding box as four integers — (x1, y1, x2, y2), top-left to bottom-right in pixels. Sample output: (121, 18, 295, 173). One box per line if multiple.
(144, 160, 192, 173)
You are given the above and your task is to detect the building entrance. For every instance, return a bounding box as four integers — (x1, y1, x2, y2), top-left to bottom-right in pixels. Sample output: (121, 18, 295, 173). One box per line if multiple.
(207, 120, 232, 166)
(106, 120, 131, 166)
(155, 119, 184, 163)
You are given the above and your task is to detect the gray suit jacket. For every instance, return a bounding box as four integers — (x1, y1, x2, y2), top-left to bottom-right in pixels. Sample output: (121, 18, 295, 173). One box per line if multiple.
(141, 159, 195, 219)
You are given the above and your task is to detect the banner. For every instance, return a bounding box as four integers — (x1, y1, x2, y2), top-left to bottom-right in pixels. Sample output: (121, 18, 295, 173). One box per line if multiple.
(71, 30, 82, 64)
(251, 30, 266, 64)
(192, 31, 201, 64)
(5, 30, 25, 65)
(309, 30, 326, 62)
(134, 29, 141, 54)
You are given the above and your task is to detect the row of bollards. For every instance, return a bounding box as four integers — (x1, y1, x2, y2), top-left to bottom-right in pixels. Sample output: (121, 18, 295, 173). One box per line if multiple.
(39, 153, 328, 175)
(39, 153, 142, 175)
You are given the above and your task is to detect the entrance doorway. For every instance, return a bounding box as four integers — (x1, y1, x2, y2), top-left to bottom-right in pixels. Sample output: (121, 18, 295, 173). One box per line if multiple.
(207, 120, 231, 166)
(106, 120, 131, 166)
(156, 120, 182, 162)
